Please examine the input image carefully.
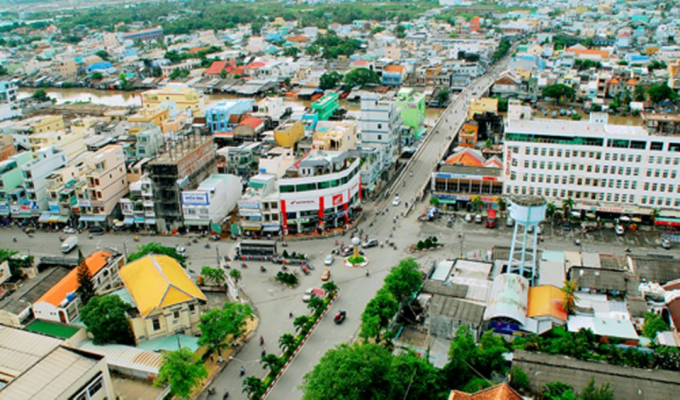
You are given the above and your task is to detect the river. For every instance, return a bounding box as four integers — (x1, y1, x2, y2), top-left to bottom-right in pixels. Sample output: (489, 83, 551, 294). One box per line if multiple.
(17, 88, 443, 125)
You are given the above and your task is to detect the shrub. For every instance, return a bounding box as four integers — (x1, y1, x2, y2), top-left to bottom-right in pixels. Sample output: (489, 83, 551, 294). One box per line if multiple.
(282, 249, 289, 258)
(424, 238, 433, 248)
(275, 271, 299, 286)
(416, 240, 424, 250)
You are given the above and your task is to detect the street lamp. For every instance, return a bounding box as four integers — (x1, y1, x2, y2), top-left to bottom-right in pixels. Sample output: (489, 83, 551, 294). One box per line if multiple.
(351, 236, 361, 260)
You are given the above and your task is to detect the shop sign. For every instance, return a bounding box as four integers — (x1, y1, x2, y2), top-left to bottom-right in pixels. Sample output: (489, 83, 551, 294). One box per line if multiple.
(181, 192, 210, 206)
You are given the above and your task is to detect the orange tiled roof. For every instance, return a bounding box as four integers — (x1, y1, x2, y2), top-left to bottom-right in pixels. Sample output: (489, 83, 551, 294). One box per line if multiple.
(444, 149, 484, 167)
(609, 78, 620, 84)
(240, 117, 264, 129)
(449, 383, 522, 400)
(566, 48, 611, 58)
(36, 251, 113, 306)
(628, 78, 638, 85)
(189, 46, 209, 54)
(287, 34, 311, 43)
(384, 64, 405, 73)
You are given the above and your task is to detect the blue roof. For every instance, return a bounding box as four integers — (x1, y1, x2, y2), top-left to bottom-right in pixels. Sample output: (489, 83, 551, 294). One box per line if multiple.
(88, 61, 113, 70)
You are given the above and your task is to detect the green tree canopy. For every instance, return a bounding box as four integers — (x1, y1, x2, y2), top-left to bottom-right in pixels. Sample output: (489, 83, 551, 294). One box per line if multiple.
(201, 266, 225, 285)
(359, 287, 398, 343)
(32, 89, 50, 102)
(198, 302, 253, 354)
(154, 348, 207, 399)
(127, 242, 186, 265)
(242, 376, 266, 399)
(646, 84, 678, 103)
(91, 71, 104, 80)
(384, 258, 423, 304)
(95, 50, 110, 61)
(283, 47, 300, 58)
(343, 67, 380, 88)
(542, 84, 575, 104)
(581, 378, 614, 400)
(642, 312, 669, 339)
(319, 71, 343, 90)
(541, 381, 576, 400)
(80, 295, 134, 345)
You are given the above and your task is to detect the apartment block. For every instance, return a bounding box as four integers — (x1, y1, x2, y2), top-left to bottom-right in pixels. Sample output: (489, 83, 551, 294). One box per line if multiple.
(76, 145, 128, 226)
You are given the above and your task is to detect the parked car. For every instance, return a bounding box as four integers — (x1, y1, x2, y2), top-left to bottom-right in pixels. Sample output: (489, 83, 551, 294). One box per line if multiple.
(89, 225, 104, 235)
(506, 218, 514, 227)
(465, 214, 473, 223)
(302, 287, 325, 302)
(321, 269, 331, 281)
(362, 239, 379, 248)
(334, 310, 347, 324)
(63, 226, 76, 234)
(615, 225, 625, 236)
(324, 254, 334, 266)
(175, 246, 188, 258)
(474, 214, 483, 224)
(661, 239, 672, 249)
(392, 196, 401, 206)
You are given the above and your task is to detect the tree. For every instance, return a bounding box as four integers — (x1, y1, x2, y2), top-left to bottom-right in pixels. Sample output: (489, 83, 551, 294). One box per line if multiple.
(642, 312, 669, 339)
(634, 84, 646, 102)
(546, 202, 557, 218)
(127, 242, 186, 265)
(91, 71, 104, 80)
(198, 302, 253, 354)
(471, 196, 484, 212)
(220, 68, 227, 79)
(541, 381, 576, 400)
(229, 268, 242, 285)
(319, 71, 342, 90)
(32, 89, 50, 102)
(294, 315, 311, 333)
(395, 24, 407, 39)
(360, 287, 398, 342)
(80, 295, 134, 345)
(563, 198, 575, 214)
(302, 343, 394, 400)
(430, 196, 440, 207)
(647, 84, 677, 104)
(388, 349, 447, 399)
(384, 258, 422, 304)
(76, 257, 95, 306)
(201, 266, 225, 285)
(118, 73, 129, 89)
(581, 378, 614, 400)
(542, 84, 575, 104)
(305, 44, 320, 56)
(279, 333, 297, 356)
(307, 296, 325, 317)
(436, 89, 450, 106)
(95, 50, 110, 61)
(343, 67, 380, 88)
(283, 47, 300, 58)
(651, 208, 660, 222)
(562, 279, 578, 315)
(321, 281, 338, 296)
(242, 376, 266, 399)
(261, 353, 283, 375)
(154, 348, 207, 399)
(508, 366, 529, 393)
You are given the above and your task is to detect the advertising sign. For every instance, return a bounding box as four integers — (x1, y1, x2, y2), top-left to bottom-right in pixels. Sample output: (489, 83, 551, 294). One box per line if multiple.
(49, 201, 60, 214)
(238, 199, 261, 209)
(78, 199, 91, 207)
(181, 192, 210, 206)
(332, 193, 343, 207)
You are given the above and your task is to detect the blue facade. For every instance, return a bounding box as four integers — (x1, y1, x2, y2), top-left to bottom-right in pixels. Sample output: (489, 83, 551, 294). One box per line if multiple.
(206, 99, 255, 134)
(382, 72, 402, 86)
(86, 61, 113, 74)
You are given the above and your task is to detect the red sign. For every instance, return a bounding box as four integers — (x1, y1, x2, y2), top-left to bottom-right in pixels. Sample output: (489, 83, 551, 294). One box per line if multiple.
(332, 194, 343, 206)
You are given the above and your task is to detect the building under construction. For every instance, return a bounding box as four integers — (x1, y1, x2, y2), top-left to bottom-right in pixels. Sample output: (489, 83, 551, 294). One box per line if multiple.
(147, 135, 217, 231)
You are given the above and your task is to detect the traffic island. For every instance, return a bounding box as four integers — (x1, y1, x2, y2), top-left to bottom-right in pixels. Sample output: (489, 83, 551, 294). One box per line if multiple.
(343, 255, 369, 268)
(407, 236, 444, 254)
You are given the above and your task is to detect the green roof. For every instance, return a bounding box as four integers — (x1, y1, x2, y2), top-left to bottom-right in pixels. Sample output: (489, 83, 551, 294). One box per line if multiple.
(25, 320, 79, 339)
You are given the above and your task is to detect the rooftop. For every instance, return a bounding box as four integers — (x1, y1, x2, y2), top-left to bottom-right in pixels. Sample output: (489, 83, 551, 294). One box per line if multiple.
(0, 266, 70, 315)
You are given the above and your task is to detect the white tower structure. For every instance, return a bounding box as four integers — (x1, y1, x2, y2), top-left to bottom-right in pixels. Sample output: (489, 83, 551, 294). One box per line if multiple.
(507, 196, 546, 281)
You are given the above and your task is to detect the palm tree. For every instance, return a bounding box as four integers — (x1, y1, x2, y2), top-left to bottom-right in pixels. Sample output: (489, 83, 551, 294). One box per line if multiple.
(498, 197, 507, 211)
(321, 281, 339, 297)
(562, 279, 579, 315)
(651, 208, 660, 223)
(471, 196, 484, 212)
(293, 315, 310, 332)
(261, 354, 283, 375)
(229, 269, 242, 285)
(546, 202, 557, 218)
(278, 333, 297, 356)
(307, 296, 324, 316)
(242, 376, 266, 399)
(562, 198, 575, 216)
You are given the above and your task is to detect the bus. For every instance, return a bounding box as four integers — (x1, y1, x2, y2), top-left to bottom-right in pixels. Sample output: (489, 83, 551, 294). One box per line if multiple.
(236, 240, 278, 258)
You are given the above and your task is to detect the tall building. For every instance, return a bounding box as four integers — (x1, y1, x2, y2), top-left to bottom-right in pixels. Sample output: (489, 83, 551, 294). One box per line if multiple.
(503, 103, 680, 220)
(358, 93, 402, 173)
(0, 80, 21, 121)
(18, 147, 66, 216)
(141, 84, 206, 118)
(147, 136, 217, 231)
(77, 145, 128, 227)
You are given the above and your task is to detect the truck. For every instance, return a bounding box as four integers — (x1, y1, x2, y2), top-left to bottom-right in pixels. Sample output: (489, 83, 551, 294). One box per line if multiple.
(61, 236, 78, 254)
(486, 209, 497, 229)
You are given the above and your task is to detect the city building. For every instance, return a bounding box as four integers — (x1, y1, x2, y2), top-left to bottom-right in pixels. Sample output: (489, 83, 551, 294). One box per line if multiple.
(0, 134, 15, 161)
(181, 174, 242, 230)
(358, 93, 403, 174)
(219, 142, 262, 179)
(0, 151, 33, 218)
(119, 173, 156, 230)
(206, 99, 254, 136)
(76, 145, 128, 227)
(0, 80, 21, 121)
(16, 147, 67, 217)
(395, 88, 426, 143)
(120, 26, 163, 41)
(312, 121, 358, 152)
(503, 103, 680, 220)
(33, 250, 125, 324)
(147, 136, 217, 231)
(310, 92, 339, 121)
(27, 128, 87, 162)
(141, 85, 206, 118)
(116, 254, 207, 344)
(274, 120, 305, 148)
(135, 125, 163, 159)
(0, 325, 115, 400)
(238, 150, 361, 236)
(382, 64, 407, 86)
(127, 107, 170, 135)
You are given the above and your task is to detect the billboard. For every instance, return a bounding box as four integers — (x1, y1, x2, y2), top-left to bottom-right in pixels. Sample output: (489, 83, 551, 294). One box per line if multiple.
(182, 192, 210, 206)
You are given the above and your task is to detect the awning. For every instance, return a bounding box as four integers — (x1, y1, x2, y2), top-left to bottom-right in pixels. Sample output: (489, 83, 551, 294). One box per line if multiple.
(262, 225, 280, 232)
(124, 217, 135, 225)
(39, 212, 52, 223)
(79, 215, 107, 222)
(134, 217, 145, 223)
(655, 217, 680, 227)
(145, 218, 156, 225)
(438, 198, 456, 204)
(184, 219, 209, 226)
(0, 209, 8, 216)
(50, 215, 69, 223)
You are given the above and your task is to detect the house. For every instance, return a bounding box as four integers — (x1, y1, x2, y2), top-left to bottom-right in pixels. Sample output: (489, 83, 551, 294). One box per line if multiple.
(233, 116, 265, 141)
(526, 285, 567, 326)
(204, 60, 237, 76)
(32, 250, 125, 324)
(491, 72, 522, 98)
(86, 61, 114, 75)
(117, 254, 207, 344)
(382, 64, 406, 86)
(449, 383, 522, 400)
(274, 120, 305, 148)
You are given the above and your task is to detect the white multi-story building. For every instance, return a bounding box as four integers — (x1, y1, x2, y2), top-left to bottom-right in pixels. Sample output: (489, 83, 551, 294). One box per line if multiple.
(503, 104, 680, 218)
(0, 80, 21, 121)
(18, 147, 66, 216)
(358, 93, 402, 172)
(181, 174, 242, 230)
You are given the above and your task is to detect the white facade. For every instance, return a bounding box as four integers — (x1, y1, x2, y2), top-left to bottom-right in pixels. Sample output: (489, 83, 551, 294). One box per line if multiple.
(503, 108, 680, 213)
(181, 174, 242, 227)
(21, 147, 67, 212)
(358, 93, 402, 170)
(0, 80, 21, 121)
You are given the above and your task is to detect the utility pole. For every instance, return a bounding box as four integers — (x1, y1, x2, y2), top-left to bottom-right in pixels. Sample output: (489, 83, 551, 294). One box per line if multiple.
(215, 245, 221, 268)
(459, 231, 465, 259)
(426, 299, 433, 360)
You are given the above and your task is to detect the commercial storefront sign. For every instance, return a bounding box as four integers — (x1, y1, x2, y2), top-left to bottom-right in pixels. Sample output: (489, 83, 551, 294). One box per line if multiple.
(48, 201, 60, 214)
(332, 193, 343, 206)
(181, 192, 210, 206)
(238, 199, 261, 209)
(78, 199, 91, 207)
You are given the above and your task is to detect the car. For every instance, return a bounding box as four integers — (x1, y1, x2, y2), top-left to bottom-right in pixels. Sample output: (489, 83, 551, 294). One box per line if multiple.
(324, 254, 334, 265)
(63, 226, 76, 234)
(362, 238, 379, 248)
(615, 225, 625, 236)
(661, 239, 672, 249)
(339, 247, 364, 257)
(465, 214, 473, 223)
(303, 287, 325, 302)
(506, 218, 514, 227)
(175, 246, 188, 258)
(392, 196, 401, 206)
(89, 226, 104, 235)
(321, 268, 331, 281)
(334, 310, 347, 324)
(474, 214, 483, 224)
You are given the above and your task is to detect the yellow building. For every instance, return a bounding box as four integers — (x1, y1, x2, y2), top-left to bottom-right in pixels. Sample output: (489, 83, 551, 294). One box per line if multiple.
(127, 107, 170, 135)
(312, 121, 357, 152)
(27, 115, 65, 134)
(274, 120, 305, 148)
(28, 129, 86, 161)
(467, 97, 499, 120)
(141, 85, 206, 118)
(118, 254, 207, 344)
(670, 60, 680, 90)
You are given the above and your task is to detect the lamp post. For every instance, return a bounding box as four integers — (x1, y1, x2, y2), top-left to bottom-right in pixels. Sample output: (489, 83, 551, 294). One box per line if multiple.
(351, 236, 361, 260)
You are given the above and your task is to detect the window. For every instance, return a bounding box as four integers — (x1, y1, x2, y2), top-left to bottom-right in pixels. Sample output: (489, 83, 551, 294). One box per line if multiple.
(651, 142, 663, 151)
(152, 318, 160, 331)
(88, 377, 103, 396)
(173, 311, 180, 319)
(189, 304, 196, 314)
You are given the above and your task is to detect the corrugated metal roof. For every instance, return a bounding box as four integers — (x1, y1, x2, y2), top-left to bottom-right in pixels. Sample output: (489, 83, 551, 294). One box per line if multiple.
(0, 325, 61, 379)
(78, 340, 161, 375)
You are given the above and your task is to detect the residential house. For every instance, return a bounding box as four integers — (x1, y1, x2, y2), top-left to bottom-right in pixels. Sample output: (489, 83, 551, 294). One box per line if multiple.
(206, 99, 254, 137)
(141, 85, 206, 118)
(382, 64, 407, 86)
(233, 116, 265, 141)
(310, 93, 339, 121)
(449, 383, 522, 400)
(116, 254, 207, 343)
(17, 147, 67, 216)
(274, 120, 305, 148)
(127, 107, 170, 135)
(312, 121, 358, 152)
(358, 93, 403, 173)
(0, 80, 21, 121)
(396, 88, 426, 143)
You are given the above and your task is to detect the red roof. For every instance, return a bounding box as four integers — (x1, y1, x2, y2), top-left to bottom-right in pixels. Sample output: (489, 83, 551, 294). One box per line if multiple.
(354, 60, 368, 67)
(239, 117, 264, 129)
(384, 64, 405, 73)
(205, 61, 229, 75)
(287, 34, 311, 43)
(245, 62, 266, 70)
(450, 383, 522, 400)
(37, 251, 113, 306)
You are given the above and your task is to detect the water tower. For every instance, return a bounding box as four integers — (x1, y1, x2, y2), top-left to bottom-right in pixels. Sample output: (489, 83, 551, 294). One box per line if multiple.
(507, 195, 546, 281)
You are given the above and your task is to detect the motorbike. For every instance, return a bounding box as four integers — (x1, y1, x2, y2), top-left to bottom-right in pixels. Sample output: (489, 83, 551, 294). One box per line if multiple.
(301, 266, 310, 275)
(223, 392, 229, 399)
(205, 242, 211, 249)
(241, 263, 248, 269)
(224, 255, 231, 262)
(207, 388, 216, 396)
(260, 266, 267, 273)
(12, 237, 17, 242)
(134, 235, 140, 242)
(281, 265, 288, 271)
(574, 239, 581, 246)
(239, 367, 245, 377)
